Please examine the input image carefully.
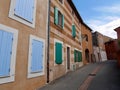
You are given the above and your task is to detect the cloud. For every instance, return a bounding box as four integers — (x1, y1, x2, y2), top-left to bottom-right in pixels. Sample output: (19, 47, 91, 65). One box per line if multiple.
(87, 16, 120, 27)
(88, 19, 120, 39)
(86, 3, 120, 39)
(93, 4, 120, 14)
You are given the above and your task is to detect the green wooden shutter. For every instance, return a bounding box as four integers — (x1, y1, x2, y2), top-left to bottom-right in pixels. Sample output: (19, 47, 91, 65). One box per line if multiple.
(55, 42, 62, 64)
(78, 51, 82, 62)
(72, 25, 76, 38)
(62, 15, 64, 29)
(74, 50, 77, 62)
(54, 7, 58, 25)
(78, 51, 80, 62)
(80, 52, 82, 62)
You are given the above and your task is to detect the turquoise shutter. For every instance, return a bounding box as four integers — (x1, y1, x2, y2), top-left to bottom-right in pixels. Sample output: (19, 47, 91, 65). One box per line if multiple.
(74, 50, 77, 62)
(54, 7, 58, 25)
(55, 42, 62, 64)
(78, 51, 80, 62)
(72, 25, 76, 38)
(62, 15, 64, 29)
(80, 52, 82, 62)
(31, 40, 44, 73)
(14, 0, 34, 23)
(0, 30, 13, 77)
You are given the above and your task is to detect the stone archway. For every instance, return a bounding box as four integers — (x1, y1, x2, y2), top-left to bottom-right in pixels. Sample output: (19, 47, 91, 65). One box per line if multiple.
(85, 49, 89, 62)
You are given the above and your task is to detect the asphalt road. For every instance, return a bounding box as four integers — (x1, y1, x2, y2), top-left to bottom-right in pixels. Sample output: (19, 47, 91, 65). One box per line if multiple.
(88, 60, 120, 90)
(38, 60, 120, 90)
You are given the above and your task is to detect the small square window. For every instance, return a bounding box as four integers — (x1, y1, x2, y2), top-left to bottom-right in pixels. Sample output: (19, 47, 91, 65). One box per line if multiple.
(59, 0, 63, 4)
(58, 11, 63, 27)
(86, 35, 88, 41)
(54, 7, 64, 29)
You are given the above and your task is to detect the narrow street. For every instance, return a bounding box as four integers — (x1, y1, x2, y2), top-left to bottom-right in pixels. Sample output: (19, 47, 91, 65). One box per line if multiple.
(88, 60, 120, 90)
(38, 60, 120, 90)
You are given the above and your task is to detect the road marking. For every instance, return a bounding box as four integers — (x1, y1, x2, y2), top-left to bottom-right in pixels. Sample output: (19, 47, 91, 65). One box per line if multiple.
(79, 64, 104, 90)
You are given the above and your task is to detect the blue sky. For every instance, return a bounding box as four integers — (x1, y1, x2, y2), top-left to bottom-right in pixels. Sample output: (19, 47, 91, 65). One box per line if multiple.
(73, 0, 120, 38)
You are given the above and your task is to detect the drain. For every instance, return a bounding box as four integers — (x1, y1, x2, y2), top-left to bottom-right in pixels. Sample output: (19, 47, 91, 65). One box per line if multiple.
(89, 73, 96, 76)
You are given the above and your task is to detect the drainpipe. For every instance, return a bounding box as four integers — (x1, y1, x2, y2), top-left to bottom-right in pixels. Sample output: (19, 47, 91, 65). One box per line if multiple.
(47, 0, 51, 83)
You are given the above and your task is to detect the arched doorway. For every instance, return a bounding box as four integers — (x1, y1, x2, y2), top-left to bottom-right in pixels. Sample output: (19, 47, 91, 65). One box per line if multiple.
(85, 49, 89, 62)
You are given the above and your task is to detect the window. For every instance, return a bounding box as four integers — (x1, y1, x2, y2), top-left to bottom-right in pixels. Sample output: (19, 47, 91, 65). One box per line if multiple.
(54, 39, 64, 65)
(58, 11, 63, 27)
(9, 0, 36, 27)
(0, 24, 18, 84)
(74, 49, 82, 62)
(79, 31, 82, 42)
(59, 0, 63, 4)
(72, 24, 76, 38)
(85, 35, 88, 41)
(72, 10, 74, 16)
(54, 7, 64, 29)
(28, 35, 45, 78)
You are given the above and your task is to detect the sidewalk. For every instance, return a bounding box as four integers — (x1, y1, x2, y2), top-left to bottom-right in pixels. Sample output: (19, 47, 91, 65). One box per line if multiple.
(38, 62, 103, 90)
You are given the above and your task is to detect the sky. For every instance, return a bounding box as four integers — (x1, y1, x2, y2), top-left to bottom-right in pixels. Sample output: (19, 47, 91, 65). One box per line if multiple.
(73, 0, 120, 39)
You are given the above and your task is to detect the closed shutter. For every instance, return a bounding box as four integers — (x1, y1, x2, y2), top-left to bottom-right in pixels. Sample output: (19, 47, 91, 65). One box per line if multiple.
(78, 51, 82, 62)
(62, 15, 64, 29)
(72, 25, 76, 38)
(31, 40, 43, 73)
(54, 7, 58, 25)
(55, 42, 62, 64)
(74, 50, 77, 62)
(0, 30, 13, 77)
(14, 0, 34, 23)
(80, 52, 82, 62)
(78, 51, 80, 62)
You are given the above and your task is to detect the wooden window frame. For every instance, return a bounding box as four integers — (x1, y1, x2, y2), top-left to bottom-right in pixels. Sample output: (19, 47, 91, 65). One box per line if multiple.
(0, 24, 18, 84)
(28, 35, 45, 78)
(9, 0, 37, 28)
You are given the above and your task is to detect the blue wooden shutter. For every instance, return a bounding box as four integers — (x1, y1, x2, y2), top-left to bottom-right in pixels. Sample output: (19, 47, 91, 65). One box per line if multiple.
(72, 25, 76, 38)
(31, 40, 44, 73)
(55, 42, 62, 64)
(54, 7, 58, 25)
(14, 0, 34, 23)
(0, 30, 13, 77)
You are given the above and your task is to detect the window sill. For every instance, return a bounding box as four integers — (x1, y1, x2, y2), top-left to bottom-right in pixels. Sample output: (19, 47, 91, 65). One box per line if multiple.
(57, 24, 63, 30)
(0, 75, 14, 85)
(27, 72, 45, 79)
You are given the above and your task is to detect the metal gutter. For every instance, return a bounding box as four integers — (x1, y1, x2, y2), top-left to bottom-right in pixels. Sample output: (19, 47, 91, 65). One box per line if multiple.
(47, 0, 51, 83)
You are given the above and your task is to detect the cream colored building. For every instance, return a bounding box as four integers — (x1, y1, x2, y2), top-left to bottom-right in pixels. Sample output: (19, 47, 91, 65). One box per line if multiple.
(0, 0, 48, 90)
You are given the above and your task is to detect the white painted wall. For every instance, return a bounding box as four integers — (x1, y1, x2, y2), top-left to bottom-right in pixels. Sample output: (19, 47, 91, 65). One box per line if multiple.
(100, 51, 107, 61)
(93, 46, 100, 62)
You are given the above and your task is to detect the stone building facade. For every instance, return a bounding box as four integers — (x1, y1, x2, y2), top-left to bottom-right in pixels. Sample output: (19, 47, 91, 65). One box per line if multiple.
(49, 0, 83, 82)
(114, 27, 120, 67)
(81, 24, 93, 64)
(92, 32, 107, 62)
